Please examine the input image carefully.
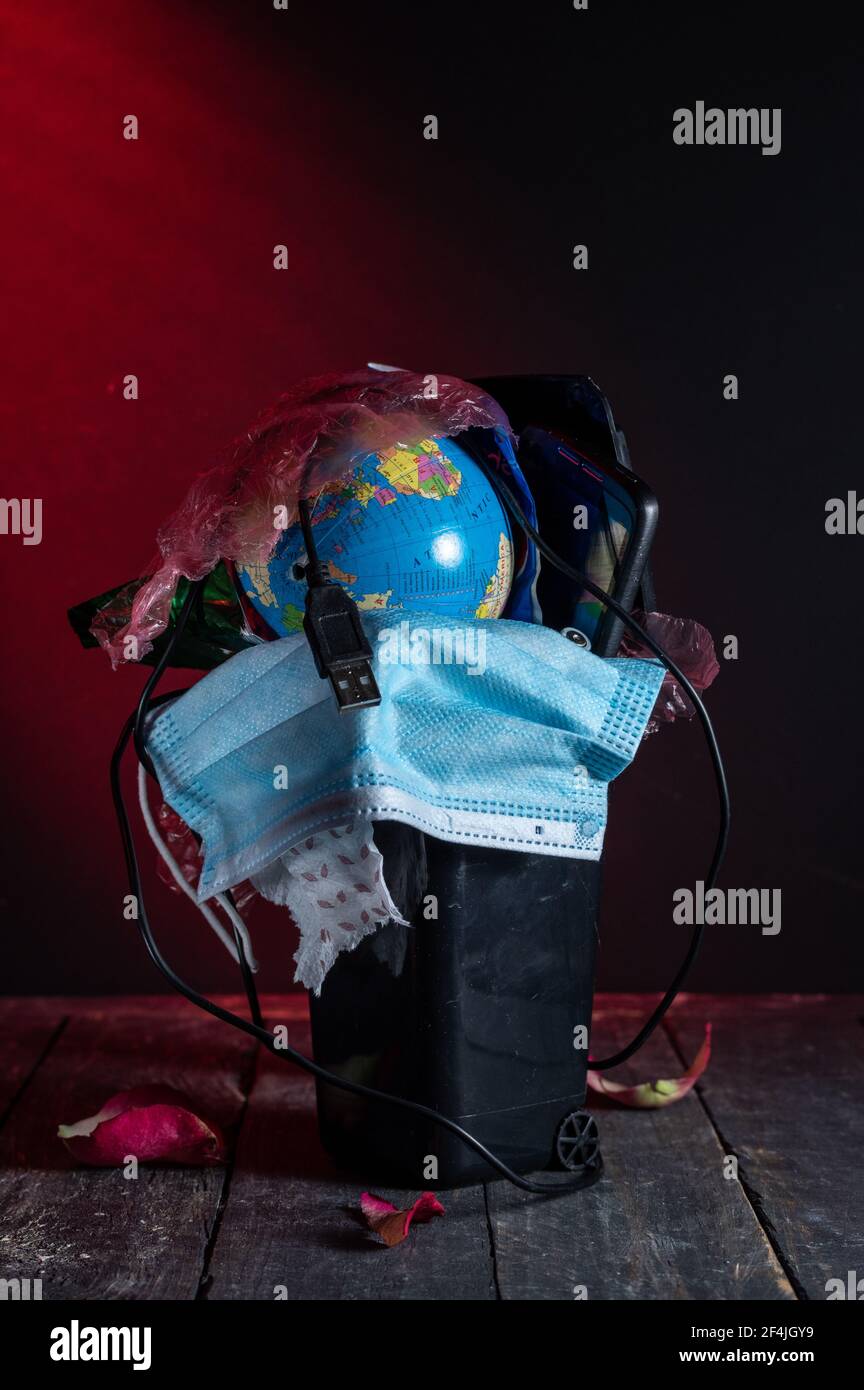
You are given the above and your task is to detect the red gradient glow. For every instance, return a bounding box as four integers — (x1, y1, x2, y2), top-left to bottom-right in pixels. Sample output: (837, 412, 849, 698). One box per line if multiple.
(0, 2, 510, 991)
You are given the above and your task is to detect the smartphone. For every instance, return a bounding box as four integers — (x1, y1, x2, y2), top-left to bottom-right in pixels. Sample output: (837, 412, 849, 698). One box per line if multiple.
(471, 375, 658, 657)
(514, 424, 658, 656)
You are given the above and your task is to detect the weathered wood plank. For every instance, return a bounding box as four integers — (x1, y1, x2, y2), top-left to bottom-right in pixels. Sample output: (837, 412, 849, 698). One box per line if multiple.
(1, 994, 855, 1302)
(204, 1000, 497, 1300)
(0, 999, 256, 1300)
(484, 996, 795, 1300)
(668, 993, 864, 1300)
(0, 998, 68, 1122)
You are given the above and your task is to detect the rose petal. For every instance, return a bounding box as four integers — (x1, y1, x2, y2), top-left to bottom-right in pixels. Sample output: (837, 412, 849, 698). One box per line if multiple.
(586, 1024, 711, 1108)
(58, 1085, 226, 1167)
(360, 1191, 445, 1247)
(360, 1193, 396, 1219)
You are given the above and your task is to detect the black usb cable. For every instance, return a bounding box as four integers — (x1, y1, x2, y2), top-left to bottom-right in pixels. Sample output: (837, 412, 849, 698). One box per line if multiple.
(297, 497, 381, 712)
(113, 473, 730, 1195)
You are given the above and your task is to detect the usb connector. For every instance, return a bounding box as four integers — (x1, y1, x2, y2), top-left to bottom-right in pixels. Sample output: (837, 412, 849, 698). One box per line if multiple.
(303, 582, 381, 712)
(326, 660, 381, 710)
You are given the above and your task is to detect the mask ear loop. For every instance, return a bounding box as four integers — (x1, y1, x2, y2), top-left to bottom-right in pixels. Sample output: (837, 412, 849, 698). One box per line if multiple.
(474, 460, 731, 1069)
(137, 761, 258, 971)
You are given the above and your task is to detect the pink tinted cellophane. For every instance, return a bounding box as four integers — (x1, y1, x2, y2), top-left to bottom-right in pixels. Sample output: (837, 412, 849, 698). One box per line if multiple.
(91, 368, 509, 666)
(619, 610, 720, 732)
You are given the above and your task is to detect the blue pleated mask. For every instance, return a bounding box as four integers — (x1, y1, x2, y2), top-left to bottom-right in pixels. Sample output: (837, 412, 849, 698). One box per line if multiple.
(146, 611, 664, 899)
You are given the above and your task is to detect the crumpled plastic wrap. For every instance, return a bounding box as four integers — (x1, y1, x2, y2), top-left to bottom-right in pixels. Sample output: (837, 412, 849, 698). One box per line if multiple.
(92, 368, 509, 666)
(619, 611, 720, 733)
(155, 802, 257, 912)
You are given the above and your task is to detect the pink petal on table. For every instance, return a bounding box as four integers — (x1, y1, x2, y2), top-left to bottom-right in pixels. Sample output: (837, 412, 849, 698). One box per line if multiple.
(58, 1085, 226, 1167)
(586, 1025, 711, 1108)
(360, 1191, 445, 1248)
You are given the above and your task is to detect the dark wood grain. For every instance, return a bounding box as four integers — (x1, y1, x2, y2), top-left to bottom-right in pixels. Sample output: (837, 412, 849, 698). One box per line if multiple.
(0, 994, 857, 1301)
(203, 999, 497, 1300)
(0, 999, 256, 1300)
(484, 996, 795, 1300)
(0, 998, 68, 1122)
(668, 993, 864, 1301)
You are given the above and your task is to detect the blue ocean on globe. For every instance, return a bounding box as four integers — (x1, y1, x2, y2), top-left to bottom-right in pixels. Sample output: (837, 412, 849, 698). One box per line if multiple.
(238, 435, 514, 636)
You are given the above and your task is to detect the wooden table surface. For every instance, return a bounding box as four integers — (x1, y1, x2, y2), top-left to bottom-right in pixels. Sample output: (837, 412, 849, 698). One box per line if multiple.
(0, 994, 860, 1301)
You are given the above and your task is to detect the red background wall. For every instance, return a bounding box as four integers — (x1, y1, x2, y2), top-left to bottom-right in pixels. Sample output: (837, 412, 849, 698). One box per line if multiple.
(1, 1, 860, 993)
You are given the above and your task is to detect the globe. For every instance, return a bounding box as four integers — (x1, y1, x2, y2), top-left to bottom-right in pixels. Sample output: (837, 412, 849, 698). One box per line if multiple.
(237, 435, 514, 636)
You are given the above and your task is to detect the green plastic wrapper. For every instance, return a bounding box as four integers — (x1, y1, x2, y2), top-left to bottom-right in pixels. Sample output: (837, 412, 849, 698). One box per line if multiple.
(68, 562, 255, 671)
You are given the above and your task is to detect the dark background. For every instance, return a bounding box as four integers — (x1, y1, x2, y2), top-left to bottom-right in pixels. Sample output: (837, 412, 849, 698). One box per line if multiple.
(1, 0, 860, 994)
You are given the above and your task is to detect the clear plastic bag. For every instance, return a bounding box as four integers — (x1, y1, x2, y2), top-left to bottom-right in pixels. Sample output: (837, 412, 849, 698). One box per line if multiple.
(619, 611, 720, 733)
(92, 368, 508, 666)
(155, 801, 257, 912)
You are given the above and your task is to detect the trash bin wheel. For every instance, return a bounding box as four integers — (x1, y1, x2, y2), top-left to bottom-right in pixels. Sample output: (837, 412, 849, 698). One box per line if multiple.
(555, 1109, 601, 1173)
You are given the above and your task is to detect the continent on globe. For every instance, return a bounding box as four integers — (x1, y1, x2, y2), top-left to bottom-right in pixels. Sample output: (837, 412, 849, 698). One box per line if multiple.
(243, 561, 278, 610)
(356, 590, 394, 611)
(475, 532, 514, 619)
(326, 561, 357, 586)
(279, 602, 304, 633)
(374, 438, 461, 500)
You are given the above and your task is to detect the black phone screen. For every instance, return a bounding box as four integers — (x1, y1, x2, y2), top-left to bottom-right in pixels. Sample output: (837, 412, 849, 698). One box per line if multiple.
(517, 426, 639, 649)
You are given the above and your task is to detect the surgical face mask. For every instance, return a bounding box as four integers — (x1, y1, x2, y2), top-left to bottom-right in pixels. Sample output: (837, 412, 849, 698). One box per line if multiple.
(145, 611, 664, 904)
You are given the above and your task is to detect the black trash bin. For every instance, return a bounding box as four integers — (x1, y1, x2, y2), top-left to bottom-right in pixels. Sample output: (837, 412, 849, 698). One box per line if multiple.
(308, 822, 602, 1187)
(308, 374, 654, 1188)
